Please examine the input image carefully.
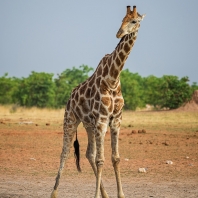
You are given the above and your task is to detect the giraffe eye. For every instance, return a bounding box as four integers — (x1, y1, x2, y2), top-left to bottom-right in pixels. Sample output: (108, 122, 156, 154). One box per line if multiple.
(131, 21, 137, 24)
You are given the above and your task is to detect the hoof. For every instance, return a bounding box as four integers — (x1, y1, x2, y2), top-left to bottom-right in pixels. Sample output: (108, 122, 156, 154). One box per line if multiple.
(51, 190, 57, 198)
(102, 192, 109, 198)
(118, 193, 125, 198)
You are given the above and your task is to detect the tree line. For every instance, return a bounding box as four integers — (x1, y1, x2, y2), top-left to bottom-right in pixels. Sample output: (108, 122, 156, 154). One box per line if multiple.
(0, 65, 197, 110)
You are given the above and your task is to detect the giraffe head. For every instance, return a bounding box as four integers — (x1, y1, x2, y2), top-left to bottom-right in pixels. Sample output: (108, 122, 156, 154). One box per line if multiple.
(116, 5, 145, 38)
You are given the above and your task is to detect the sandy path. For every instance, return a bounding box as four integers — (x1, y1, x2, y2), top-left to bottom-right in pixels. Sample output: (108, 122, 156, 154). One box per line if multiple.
(0, 176, 198, 198)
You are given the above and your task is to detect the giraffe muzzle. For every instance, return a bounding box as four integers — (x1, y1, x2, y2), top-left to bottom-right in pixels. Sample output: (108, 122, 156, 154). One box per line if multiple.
(116, 28, 124, 38)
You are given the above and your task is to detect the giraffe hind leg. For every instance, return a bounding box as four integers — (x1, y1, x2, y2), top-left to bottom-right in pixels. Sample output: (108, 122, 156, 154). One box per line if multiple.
(51, 110, 80, 198)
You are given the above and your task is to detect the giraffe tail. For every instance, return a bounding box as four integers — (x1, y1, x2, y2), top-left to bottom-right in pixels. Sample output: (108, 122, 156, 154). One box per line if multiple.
(73, 131, 81, 172)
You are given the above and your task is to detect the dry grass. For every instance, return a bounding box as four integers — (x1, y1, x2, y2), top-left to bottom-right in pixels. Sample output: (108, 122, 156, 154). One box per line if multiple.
(0, 105, 64, 121)
(122, 110, 198, 133)
(1, 105, 197, 130)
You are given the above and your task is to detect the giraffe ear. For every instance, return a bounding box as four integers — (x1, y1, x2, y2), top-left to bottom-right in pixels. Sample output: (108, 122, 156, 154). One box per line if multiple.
(137, 12, 146, 21)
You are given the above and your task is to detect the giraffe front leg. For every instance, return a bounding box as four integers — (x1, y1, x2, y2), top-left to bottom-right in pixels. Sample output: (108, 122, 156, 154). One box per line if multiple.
(94, 123, 107, 198)
(86, 127, 109, 198)
(110, 118, 125, 198)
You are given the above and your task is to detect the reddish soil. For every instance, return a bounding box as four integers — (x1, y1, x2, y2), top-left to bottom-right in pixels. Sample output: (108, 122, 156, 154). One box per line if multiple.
(0, 112, 198, 197)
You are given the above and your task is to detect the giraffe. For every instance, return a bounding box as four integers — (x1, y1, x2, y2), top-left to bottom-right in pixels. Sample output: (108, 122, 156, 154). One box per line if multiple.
(51, 5, 145, 198)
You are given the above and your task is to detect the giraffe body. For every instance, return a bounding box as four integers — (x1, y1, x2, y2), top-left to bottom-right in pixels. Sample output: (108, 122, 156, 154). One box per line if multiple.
(51, 5, 145, 198)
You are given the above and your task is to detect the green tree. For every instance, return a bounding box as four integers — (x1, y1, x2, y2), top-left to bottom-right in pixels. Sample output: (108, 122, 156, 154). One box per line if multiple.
(143, 75, 164, 108)
(0, 73, 19, 104)
(120, 69, 145, 110)
(160, 75, 192, 109)
(15, 72, 55, 107)
(191, 82, 198, 92)
(1, 66, 197, 110)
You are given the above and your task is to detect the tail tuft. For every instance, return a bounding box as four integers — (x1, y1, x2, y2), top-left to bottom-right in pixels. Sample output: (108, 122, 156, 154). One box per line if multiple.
(73, 132, 81, 172)
(51, 190, 58, 198)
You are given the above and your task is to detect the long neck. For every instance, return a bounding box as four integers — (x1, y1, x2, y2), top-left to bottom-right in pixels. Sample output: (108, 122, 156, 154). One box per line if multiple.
(104, 31, 138, 88)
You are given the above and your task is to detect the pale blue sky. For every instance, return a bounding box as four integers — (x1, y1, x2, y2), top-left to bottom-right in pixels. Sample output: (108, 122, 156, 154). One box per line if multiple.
(0, 1, 198, 83)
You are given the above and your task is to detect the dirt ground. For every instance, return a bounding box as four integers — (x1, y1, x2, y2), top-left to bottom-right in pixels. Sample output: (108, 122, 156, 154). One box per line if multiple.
(0, 107, 198, 197)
